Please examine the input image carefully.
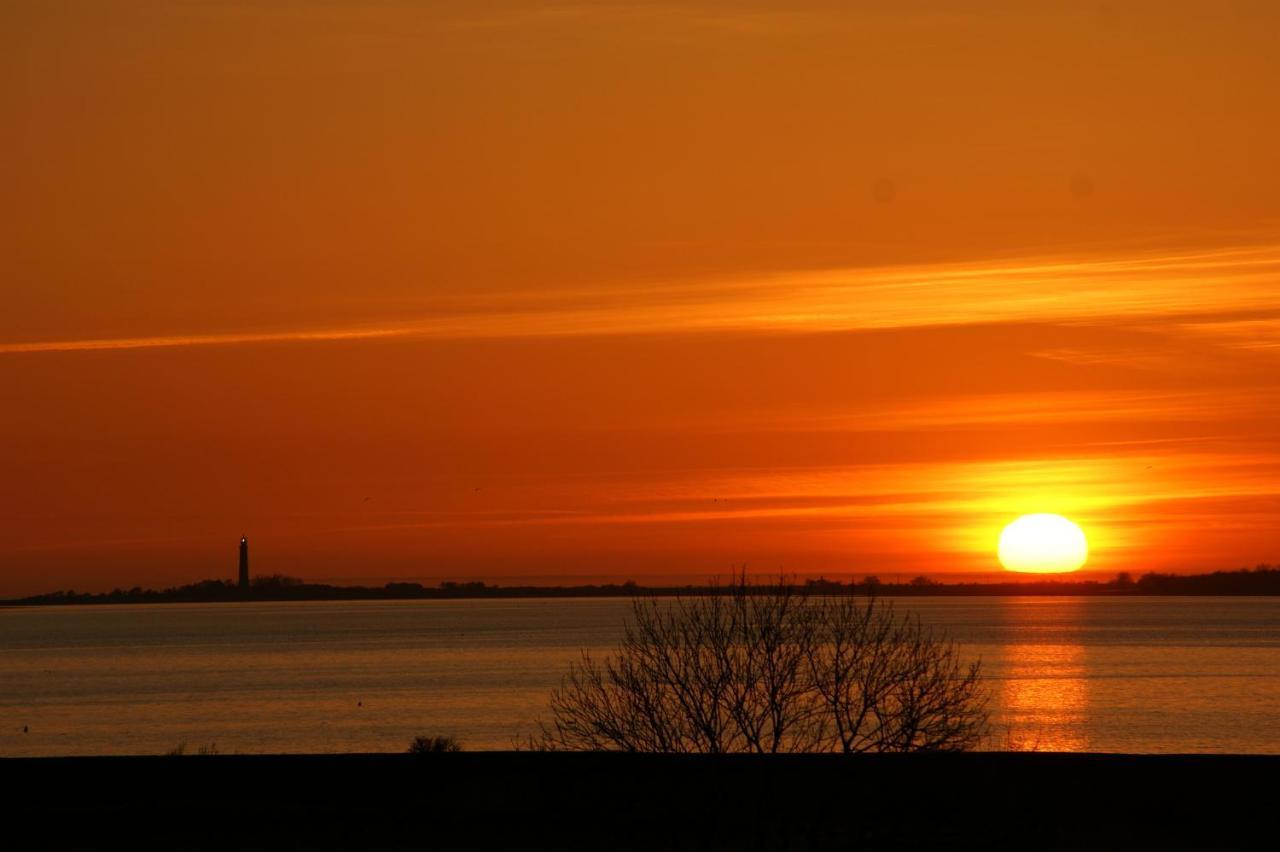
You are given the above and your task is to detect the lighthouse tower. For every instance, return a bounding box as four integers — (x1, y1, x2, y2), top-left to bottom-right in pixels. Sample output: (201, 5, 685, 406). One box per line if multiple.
(238, 536, 250, 590)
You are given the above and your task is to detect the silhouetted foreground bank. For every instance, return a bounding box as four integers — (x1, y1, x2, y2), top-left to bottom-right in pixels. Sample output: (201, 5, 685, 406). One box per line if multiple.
(7, 565, 1280, 606)
(3, 752, 1274, 851)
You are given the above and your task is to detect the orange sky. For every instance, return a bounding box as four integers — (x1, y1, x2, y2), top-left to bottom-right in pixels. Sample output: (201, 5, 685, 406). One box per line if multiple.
(3, 2, 1279, 594)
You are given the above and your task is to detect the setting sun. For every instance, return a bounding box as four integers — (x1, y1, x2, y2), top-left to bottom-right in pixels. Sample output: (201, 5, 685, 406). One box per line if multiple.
(998, 514, 1089, 574)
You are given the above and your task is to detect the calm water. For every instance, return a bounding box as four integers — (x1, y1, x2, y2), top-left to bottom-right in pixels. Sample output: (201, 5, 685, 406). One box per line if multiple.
(2, 596, 1279, 756)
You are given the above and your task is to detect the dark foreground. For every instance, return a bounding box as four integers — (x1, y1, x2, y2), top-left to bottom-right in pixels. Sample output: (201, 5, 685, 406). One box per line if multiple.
(4, 752, 1274, 851)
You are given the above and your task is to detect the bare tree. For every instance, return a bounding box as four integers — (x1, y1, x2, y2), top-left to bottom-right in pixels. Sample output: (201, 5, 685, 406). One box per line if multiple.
(534, 578, 987, 753)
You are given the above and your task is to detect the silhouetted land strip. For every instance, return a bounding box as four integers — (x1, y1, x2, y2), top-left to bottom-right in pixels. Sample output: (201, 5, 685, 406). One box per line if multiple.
(4, 752, 1275, 851)
(6, 565, 1280, 606)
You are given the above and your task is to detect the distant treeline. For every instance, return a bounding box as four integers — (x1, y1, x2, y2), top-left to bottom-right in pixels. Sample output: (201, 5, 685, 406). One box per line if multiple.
(5, 566, 1280, 606)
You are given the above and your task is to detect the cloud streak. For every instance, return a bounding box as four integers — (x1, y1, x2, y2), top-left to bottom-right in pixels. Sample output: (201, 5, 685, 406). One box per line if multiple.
(0, 325, 415, 355)
(5, 244, 1280, 355)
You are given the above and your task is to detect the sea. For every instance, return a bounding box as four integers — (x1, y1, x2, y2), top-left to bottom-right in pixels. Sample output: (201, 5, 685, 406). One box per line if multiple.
(3, 596, 1279, 756)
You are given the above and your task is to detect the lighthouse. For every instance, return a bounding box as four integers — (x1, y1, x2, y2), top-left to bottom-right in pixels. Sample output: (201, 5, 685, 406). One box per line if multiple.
(238, 536, 250, 590)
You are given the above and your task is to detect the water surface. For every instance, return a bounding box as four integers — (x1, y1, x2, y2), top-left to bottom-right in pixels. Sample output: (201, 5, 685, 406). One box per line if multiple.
(2, 596, 1278, 755)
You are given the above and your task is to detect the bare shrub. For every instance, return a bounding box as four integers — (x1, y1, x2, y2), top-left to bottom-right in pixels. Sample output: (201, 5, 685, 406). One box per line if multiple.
(534, 578, 987, 753)
(408, 735, 462, 754)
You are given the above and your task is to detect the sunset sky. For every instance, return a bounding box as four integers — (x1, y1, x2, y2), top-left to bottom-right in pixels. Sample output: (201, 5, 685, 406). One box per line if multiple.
(3, 1, 1279, 594)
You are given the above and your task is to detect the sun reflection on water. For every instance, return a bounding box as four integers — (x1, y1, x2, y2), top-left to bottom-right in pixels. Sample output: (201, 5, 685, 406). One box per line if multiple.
(997, 643, 1089, 751)
(991, 600, 1090, 751)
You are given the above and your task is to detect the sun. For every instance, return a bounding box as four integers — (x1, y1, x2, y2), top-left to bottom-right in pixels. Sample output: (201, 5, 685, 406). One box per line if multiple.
(997, 514, 1088, 574)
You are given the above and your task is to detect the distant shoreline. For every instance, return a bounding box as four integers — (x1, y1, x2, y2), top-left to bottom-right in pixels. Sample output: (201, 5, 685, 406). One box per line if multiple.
(5, 565, 1280, 606)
